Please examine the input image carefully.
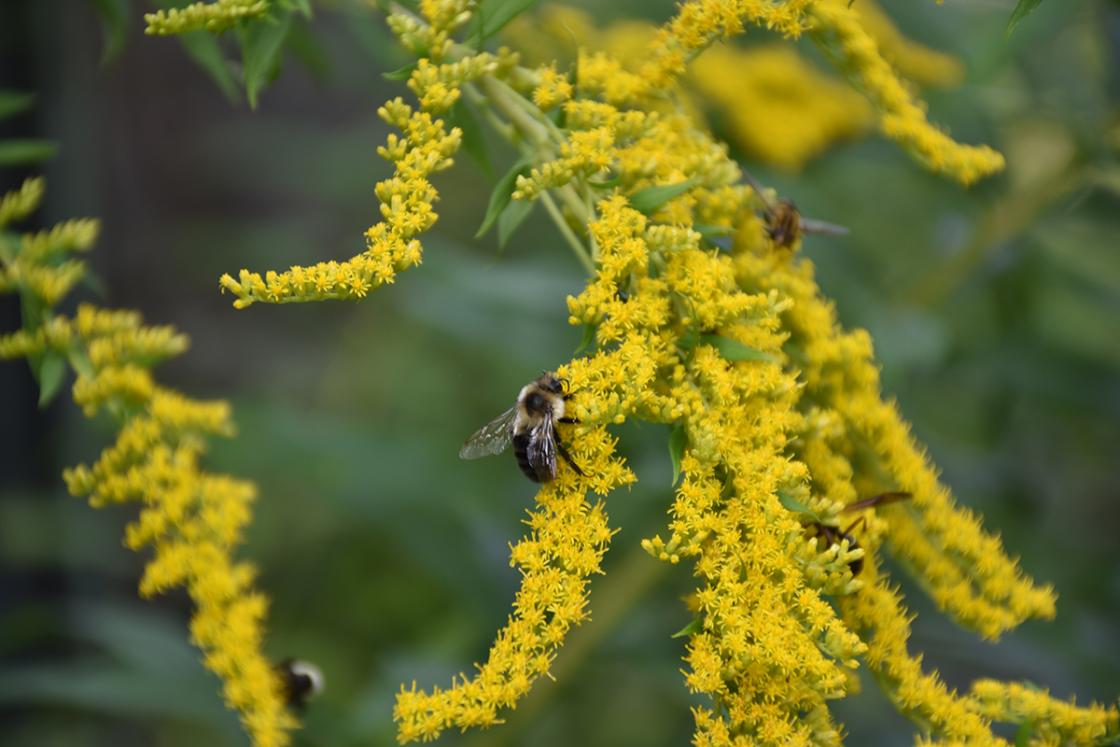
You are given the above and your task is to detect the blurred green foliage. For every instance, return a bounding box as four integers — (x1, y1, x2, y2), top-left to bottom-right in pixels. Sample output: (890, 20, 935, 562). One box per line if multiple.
(1, 1, 1118, 745)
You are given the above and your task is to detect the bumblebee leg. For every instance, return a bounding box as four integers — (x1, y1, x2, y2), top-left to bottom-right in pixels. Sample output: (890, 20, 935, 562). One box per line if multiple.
(553, 426, 585, 476)
(842, 516, 867, 536)
(558, 416, 580, 424)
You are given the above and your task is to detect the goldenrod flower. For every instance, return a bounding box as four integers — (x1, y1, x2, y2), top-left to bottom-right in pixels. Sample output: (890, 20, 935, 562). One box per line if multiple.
(0, 179, 295, 747)
(144, 0, 268, 36)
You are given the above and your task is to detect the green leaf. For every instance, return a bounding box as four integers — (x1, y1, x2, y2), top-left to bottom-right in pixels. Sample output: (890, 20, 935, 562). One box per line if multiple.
(177, 32, 239, 103)
(574, 323, 596, 354)
(628, 179, 697, 215)
(467, 0, 540, 46)
(286, 0, 313, 17)
(0, 140, 57, 166)
(450, 101, 492, 177)
(497, 199, 534, 249)
(476, 157, 531, 239)
(1007, 0, 1044, 35)
(90, 0, 130, 64)
(671, 617, 702, 639)
(0, 90, 35, 120)
(777, 490, 820, 523)
(777, 490, 810, 515)
(286, 18, 331, 81)
(668, 424, 686, 486)
(1014, 720, 1034, 747)
(677, 326, 700, 351)
(693, 223, 732, 237)
(588, 174, 621, 189)
(382, 62, 417, 81)
(37, 352, 67, 409)
(700, 334, 774, 362)
(240, 11, 294, 109)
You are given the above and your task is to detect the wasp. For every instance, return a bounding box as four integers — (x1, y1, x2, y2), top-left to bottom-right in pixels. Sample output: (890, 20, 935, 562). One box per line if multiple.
(743, 172, 850, 249)
(810, 491, 911, 576)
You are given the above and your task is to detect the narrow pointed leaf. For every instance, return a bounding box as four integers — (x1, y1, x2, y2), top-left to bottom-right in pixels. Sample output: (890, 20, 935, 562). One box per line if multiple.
(90, 0, 130, 63)
(383, 62, 417, 81)
(671, 618, 703, 639)
(177, 33, 239, 103)
(450, 101, 492, 177)
(700, 334, 774, 362)
(467, 0, 540, 46)
(1006, 0, 1044, 35)
(574, 323, 596, 354)
(497, 199, 534, 249)
(476, 157, 531, 238)
(37, 352, 67, 409)
(241, 11, 293, 109)
(668, 424, 686, 486)
(628, 179, 697, 215)
(0, 90, 35, 120)
(0, 140, 57, 166)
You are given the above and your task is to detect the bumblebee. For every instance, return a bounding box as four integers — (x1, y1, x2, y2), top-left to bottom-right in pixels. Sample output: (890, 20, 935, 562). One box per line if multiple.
(810, 491, 911, 576)
(276, 658, 324, 710)
(460, 372, 584, 483)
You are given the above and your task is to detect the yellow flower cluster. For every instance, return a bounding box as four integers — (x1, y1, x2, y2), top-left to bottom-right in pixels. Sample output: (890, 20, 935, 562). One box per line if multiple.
(968, 680, 1119, 746)
(531, 64, 573, 110)
(218, 3, 483, 308)
(144, 0, 268, 36)
(0, 178, 295, 747)
(690, 45, 871, 170)
(808, 0, 1004, 184)
(503, 3, 972, 173)
(394, 428, 628, 741)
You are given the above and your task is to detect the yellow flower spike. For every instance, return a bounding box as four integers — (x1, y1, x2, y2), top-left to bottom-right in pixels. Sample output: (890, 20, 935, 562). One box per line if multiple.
(808, 0, 1004, 185)
(838, 571, 1009, 745)
(0, 177, 45, 228)
(144, 0, 268, 36)
(847, 0, 964, 87)
(967, 680, 1120, 746)
(393, 444, 626, 743)
(2, 183, 296, 747)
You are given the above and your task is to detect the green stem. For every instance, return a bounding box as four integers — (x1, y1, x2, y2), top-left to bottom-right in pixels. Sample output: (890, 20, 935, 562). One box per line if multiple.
(540, 190, 595, 274)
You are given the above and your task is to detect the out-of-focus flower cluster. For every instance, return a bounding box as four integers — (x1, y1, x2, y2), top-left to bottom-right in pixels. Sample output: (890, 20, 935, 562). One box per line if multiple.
(0, 178, 296, 747)
(144, 0, 269, 36)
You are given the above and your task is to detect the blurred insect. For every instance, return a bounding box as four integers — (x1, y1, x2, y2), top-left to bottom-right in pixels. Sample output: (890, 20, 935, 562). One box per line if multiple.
(460, 371, 584, 483)
(809, 491, 911, 576)
(743, 172, 850, 249)
(276, 658, 324, 710)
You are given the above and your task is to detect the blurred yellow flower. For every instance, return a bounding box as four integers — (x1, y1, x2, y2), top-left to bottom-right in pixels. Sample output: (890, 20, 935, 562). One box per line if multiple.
(0, 178, 296, 747)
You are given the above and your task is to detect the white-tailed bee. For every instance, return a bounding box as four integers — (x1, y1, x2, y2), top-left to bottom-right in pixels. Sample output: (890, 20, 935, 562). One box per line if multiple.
(276, 658, 324, 710)
(460, 372, 584, 483)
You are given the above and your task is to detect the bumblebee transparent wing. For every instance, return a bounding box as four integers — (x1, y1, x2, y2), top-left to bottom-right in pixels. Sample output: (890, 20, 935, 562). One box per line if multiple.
(459, 406, 517, 460)
(527, 419, 557, 482)
(799, 217, 850, 236)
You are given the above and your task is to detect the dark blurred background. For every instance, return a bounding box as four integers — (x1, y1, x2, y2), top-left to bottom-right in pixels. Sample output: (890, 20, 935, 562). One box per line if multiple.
(1, 0, 1118, 745)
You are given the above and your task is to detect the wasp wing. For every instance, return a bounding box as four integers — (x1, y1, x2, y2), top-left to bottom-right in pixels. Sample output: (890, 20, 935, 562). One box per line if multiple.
(842, 491, 912, 513)
(459, 406, 517, 460)
(799, 217, 850, 237)
(526, 419, 558, 482)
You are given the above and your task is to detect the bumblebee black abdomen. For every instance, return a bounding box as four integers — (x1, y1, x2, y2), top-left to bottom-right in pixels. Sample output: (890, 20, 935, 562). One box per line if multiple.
(513, 431, 551, 482)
